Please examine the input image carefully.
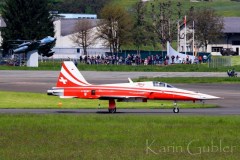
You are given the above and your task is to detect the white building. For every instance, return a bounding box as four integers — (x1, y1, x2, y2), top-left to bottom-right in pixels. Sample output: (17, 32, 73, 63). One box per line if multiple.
(58, 13, 97, 19)
(179, 17, 240, 55)
(0, 16, 7, 46)
(207, 17, 240, 55)
(53, 18, 109, 58)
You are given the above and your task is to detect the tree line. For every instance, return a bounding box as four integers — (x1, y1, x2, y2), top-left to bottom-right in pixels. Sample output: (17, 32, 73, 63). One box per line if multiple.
(73, 1, 223, 54)
(48, 0, 110, 14)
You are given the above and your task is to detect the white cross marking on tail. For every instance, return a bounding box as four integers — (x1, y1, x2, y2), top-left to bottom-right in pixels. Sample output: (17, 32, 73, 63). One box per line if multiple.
(59, 77, 67, 84)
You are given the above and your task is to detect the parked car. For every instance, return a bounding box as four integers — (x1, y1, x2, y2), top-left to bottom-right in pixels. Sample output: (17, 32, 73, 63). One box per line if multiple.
(221, 48, 238, 56)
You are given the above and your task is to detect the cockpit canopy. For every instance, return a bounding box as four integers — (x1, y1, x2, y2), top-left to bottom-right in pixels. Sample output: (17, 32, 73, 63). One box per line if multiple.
(153, 81, 174, 88)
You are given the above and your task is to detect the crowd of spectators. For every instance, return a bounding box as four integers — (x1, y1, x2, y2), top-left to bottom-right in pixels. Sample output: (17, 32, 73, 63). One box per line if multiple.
(79, 54, 165, 65)
(78, 54, 208, 65)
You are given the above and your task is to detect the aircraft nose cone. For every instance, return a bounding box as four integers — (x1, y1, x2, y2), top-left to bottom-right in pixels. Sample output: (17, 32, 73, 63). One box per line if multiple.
(198, 93, 220, 100)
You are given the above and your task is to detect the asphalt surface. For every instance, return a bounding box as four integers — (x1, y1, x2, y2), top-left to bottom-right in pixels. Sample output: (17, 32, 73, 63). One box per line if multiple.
(0, 108, 240, 115)
(0, 70, 239, 115)
(0, 70, 228, 92)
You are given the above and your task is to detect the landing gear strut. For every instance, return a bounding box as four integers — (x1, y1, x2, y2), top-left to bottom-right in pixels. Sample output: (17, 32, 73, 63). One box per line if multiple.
(108, 99, 116, 113)
(173, 101, 179, 113)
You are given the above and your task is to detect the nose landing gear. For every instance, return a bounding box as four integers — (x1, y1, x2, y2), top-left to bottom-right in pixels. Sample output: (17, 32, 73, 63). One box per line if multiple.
(173, 101, 179, 113)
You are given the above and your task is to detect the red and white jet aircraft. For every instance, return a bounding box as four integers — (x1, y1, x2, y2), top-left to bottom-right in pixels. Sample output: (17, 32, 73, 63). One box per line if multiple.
(47, 61, 219, 113)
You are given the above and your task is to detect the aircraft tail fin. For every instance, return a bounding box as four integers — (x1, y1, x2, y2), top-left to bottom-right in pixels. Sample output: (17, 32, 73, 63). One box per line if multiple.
(56, 61, 91, 87)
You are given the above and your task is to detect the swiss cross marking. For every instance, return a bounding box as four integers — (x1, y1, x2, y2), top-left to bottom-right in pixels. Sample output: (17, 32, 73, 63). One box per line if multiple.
(59, 77, 67, 84)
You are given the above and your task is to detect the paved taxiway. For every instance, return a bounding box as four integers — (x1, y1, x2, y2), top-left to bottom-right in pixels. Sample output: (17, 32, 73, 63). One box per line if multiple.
(0, 108, 240, 115)
(0, 70, 239, 115)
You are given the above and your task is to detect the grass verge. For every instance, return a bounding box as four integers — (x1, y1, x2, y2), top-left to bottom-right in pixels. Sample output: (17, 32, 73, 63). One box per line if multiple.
(0, 91, 216, 109)
(0, 114, 239, 159)
(134, 77, 240, 84)
(1, 61, 240, 72)
(232, 56, 240, 66)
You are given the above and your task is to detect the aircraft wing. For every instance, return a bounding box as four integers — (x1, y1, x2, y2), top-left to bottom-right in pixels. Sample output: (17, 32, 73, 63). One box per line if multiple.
(99, 95, 147, 99)
(99, 96, 148, 102)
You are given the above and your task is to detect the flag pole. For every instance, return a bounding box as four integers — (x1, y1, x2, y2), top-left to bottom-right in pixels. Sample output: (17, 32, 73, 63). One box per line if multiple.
(193, 20, 195, 56)
(177, 20, 179, 52)
(184, 15, 187, 55)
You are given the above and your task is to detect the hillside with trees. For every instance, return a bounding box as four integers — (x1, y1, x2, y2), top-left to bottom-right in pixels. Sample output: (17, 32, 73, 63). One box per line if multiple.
(48, 0, 110, 14)
(1, 0, 240, 16)
(0, 0, 239, 52)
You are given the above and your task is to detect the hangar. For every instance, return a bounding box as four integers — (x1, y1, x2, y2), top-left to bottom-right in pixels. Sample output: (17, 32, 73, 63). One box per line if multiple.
(179, 17, 240, 56)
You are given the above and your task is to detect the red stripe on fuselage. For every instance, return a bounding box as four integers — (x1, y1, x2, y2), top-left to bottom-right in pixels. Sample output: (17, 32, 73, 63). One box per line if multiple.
(58, 85, 198, 97)
(61, 85, 199, 101)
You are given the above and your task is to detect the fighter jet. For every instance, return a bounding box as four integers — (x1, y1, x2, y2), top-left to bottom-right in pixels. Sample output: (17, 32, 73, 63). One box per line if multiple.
(38, 36, 56, 57)
(47, 61, 219, 113)
(13, 36, 56, 57)
(13, 41, 39, 53)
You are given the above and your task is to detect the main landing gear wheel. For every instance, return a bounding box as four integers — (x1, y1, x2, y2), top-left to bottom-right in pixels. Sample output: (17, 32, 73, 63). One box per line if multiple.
(173, 107, 179, 113)
(108, 108, 116, 113)
(108, 99, 117, 113)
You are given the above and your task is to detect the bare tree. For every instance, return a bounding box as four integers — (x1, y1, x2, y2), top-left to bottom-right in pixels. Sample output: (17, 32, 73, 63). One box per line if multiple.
(187, 8, 224, 51)
(97, 4, 133, 54)
(70, 19, 96, 55)
(150, 1, 179, 50)
(132, 1, 151, 53)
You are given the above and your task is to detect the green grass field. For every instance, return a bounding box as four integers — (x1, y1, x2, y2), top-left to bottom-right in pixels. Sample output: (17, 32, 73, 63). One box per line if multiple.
(112, 0, 240, 17)
(0, 114, 239, 159)
(0, 91, 216, 109)
(135, 77, 240, 84)
(232, 56, 240, 66)
(181, 0, 240, 17)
